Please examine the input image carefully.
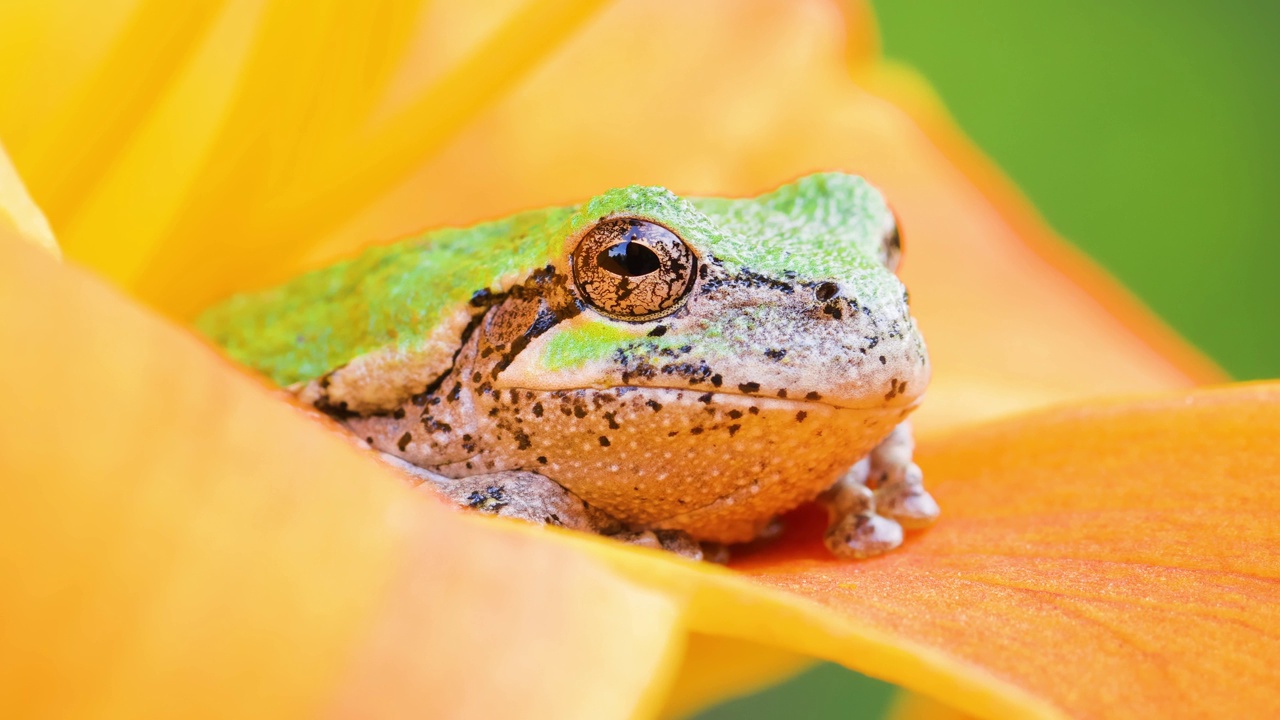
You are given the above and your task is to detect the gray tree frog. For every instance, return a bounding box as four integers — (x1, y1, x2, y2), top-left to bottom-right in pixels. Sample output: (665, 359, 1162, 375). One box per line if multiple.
(198, 173, 939, 561)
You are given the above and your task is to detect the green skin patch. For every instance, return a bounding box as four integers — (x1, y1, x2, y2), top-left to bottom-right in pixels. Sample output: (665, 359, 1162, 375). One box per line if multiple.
(197, 172, 898, 388)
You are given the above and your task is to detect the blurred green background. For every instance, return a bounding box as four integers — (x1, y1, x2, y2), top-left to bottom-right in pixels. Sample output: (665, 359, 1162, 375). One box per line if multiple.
(695, 0, 1280, 717)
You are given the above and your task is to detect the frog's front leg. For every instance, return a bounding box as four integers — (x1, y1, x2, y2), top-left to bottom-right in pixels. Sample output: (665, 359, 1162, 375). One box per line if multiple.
(379, 452, 606, 532)
(867, 421, 940, 529)
(820, 421, 939, 558)
(820, 458, 904, 558)
(379, 453, 708, 560)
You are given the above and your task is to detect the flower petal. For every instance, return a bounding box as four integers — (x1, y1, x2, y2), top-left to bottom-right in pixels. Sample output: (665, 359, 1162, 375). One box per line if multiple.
(720, 382, 1280, 718)
(0, 141, 57, 256)
(0, 235, 686, 719)
(0, 1, 1218, 433)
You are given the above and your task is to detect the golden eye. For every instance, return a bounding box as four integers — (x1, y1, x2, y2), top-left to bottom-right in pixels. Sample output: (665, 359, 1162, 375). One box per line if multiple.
(571, 218, 697, 320)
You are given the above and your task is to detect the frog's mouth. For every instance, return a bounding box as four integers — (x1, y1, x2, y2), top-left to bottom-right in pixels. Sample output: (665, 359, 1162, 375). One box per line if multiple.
(497, 381, 925, 414)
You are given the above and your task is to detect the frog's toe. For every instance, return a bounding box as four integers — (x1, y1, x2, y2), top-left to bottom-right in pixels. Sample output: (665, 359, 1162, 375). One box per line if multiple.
(611, 528, 705, 561)
(824, 512, 904, 559)
(700, 542, 732, 565)
(875, 462, 940, 530)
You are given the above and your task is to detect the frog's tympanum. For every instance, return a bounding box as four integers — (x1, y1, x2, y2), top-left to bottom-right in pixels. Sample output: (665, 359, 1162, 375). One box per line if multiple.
(199, 173, 939, 561)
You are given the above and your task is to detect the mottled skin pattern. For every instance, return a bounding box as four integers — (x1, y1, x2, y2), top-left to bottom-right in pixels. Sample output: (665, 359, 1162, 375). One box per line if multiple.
(199, 173, 940, 560)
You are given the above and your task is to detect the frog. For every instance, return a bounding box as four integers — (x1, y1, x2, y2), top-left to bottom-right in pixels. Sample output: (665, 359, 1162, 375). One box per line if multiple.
(197, 172, 939, 561)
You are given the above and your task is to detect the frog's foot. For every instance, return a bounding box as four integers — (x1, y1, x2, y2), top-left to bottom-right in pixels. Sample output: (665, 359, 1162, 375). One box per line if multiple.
(868, 421, 941, 530)
(381, 453, 608, 533)
(607, 528, 706, 561)
(819, 465, 903, 559)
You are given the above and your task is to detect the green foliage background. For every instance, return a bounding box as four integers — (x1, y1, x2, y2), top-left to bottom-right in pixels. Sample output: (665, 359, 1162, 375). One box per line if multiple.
(696, 0, 1279, 717)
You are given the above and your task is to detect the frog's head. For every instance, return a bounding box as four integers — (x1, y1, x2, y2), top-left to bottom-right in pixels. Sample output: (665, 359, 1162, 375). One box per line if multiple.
(493, 173, 929, 414)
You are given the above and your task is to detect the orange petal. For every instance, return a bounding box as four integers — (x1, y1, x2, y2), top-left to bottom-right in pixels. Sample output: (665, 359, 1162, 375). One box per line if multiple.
(716, 381, 1280, 718)
(0, 235, 685, 719)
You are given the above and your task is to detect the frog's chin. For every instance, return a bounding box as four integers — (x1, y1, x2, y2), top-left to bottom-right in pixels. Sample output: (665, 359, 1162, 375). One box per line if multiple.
(453, 383, 919, 544)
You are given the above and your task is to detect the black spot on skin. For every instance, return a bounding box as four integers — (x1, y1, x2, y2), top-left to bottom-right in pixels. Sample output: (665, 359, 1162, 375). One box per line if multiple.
(711, 374, 723, 387)
(690, 427, 704, 435)
(805, 391, 822, 401)
(537, 456, 548, 465)
(410, 393, 427, 407)
(397, 432, 412, 451)
(573, 405, 588, 419)
(668, 431, 679, 437)
(646, 400, 663, 412)
(777, 389, 788, 399)
(866, 336, 880, 349)
(599, 436, 611, 447)
(470, 288, 493, 307)
(393, 408, 405, 420)
(509, 389, 521, 404)
(822, 303, 843, 321)
(514, 429, 532, 450)
(603, 411, 620, 429)
(365, 436, 374, 445)
(533, 402, 544, 417)
(648, 325, 668, 337)
(749, 406, 760, 415)
(728, 424, 741, 437)
(471, 372, 482, 383)
(879, 355, 887, 365)
(698, 393, 713, 404)
(728, 409, 743, 419)
(480, 347, 493, 359)
(489, 408, 500, 417)
(447, 384, 462, 402)
(704, 407, 716, 416)
(795, 411, 807, 423)
(764, 348, 787, 361)
(738, 382, 760, 394)
(815, 282, 840, 302)
(898, 382, 907, 393)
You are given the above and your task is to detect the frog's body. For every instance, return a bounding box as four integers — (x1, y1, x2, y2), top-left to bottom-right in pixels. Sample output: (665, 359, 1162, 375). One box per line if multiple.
(199, 173, 939, 559)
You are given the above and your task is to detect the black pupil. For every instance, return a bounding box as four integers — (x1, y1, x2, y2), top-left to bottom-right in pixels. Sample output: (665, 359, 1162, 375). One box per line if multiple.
(597, 239, 661, 277)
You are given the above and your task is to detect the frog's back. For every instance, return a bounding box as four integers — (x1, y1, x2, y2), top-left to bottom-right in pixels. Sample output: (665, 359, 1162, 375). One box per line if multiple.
(197, 205, 574, 411)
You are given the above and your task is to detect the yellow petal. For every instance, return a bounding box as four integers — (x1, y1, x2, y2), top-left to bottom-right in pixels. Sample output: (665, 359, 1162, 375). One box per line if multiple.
(0, 141, 57, 256)
(0, 234, 684, 719)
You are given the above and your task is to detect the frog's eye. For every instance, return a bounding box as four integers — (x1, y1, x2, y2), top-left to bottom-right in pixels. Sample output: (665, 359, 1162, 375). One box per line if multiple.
(571, 218, 698, 320)
(880, 211, 903, 273)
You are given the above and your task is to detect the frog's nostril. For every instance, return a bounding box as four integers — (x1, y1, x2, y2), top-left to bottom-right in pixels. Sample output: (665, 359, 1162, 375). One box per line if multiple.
(814, 282, 840, 302)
